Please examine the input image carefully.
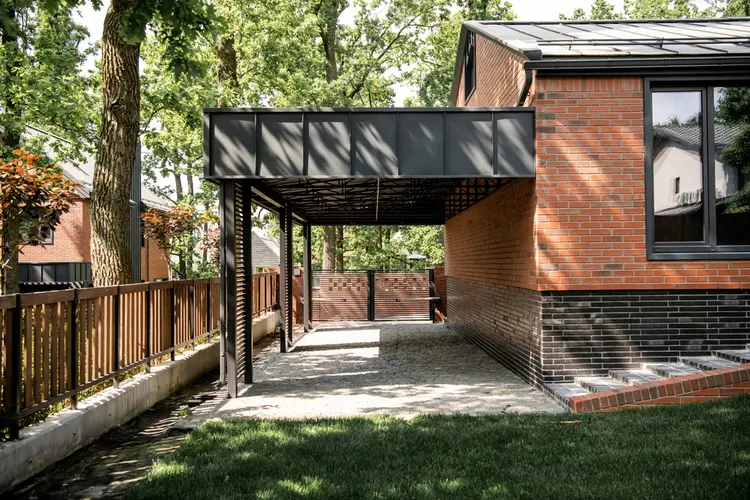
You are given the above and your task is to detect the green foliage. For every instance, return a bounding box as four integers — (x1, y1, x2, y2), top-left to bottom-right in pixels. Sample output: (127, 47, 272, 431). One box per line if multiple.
(0, 2, 99, 155)
(404, 1, 515, 107)
(560, 0, 721, 20)
(716, 87, 750, 214)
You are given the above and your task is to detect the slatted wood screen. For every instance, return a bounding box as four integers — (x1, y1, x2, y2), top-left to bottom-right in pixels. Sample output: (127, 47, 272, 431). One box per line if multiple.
(313, 272, 369, 322)
(0, 278, 222, 439)
(374, 272, 430, 320)
(235, 183, 249, 384)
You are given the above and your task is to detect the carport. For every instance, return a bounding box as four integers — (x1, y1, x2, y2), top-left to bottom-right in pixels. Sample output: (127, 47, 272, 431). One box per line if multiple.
(204, 107, 535, 397)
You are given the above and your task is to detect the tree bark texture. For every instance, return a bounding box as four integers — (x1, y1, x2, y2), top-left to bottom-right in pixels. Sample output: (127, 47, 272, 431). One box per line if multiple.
(216, 33, 239, 107)
(91, 0, 140, 286)
(323, 226, 336, 271)
(0, 217, 21, 295)
(1, 6, 21, 148)
(335, 226, 344, 271)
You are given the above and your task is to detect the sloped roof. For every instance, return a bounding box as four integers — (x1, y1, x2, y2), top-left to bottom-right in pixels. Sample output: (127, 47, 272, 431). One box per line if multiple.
(23, 125, 172, 211)
(465, 18, 750, 58)
(252, 229, 280, 268)
(654, 123, 745, 149)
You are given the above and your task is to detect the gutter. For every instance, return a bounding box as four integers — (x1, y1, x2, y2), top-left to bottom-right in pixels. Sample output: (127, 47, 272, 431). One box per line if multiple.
(517, 49, 542, 107)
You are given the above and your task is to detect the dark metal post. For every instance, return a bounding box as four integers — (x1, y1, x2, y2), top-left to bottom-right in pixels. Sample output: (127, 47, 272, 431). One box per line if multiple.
(243, 183, 253, 384)
(367, 270, 375, 322)
(278, 208, 288, 353)
(113, 287, 120, 389)
(145, 284, 151, 371)
(428, 268, 436, 322)
(189, 280, 196, 350)
(223, 182, 238, 397)
(284, 208, 294, 348)
(302, 223, 312, 332)
(70, 290, 79, 410)
(169, 284, 176, 361)
(9, 294, 22, 439)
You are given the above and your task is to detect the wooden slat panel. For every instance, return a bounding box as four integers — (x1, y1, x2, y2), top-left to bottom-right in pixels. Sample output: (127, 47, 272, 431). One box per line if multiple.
(50, 303, 59, 398)
(33, 305, 42, 403)
(375, 272, 430, 321)
(24, 306, 32, 408)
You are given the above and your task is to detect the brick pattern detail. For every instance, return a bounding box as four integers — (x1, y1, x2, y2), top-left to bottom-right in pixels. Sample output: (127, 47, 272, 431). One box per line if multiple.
(19, 198, 91, 263)
(535, 76, 750, 290)
(445, 179, 537, 290)
(541, 289, 750, 382)
(569, 363, 750, 412)
(456, 34, 528, 107)
(447, 276, 544, 385)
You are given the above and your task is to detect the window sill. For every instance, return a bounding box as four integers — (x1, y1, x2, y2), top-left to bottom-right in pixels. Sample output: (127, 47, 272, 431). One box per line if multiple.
(648, 250, 750, 261)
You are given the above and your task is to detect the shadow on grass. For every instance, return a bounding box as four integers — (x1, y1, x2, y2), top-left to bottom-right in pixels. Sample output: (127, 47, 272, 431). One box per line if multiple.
(127, 396, 750, 500)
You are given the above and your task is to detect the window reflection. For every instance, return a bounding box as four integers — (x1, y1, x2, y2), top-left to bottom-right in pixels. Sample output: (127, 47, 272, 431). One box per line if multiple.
(652, 91, 704, 242)
(714, 86, 750, 246)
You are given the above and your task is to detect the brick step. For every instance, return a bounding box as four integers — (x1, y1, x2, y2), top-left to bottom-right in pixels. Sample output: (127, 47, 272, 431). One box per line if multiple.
(575, 376, 628, 393)
(679, 356, 740, 371)
(715, 349, 750, 364)
(644, 363, 703, 378)
(544, 383, 590, 408)
(609, 369, 665, 385)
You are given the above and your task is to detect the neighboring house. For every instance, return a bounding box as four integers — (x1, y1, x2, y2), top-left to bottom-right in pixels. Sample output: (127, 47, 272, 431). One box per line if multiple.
(17, 126, 171, 285)
(251, 228, 280, 271)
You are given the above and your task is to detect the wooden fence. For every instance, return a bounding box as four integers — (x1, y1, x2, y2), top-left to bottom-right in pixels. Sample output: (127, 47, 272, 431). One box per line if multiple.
(0, 272, 279, 440)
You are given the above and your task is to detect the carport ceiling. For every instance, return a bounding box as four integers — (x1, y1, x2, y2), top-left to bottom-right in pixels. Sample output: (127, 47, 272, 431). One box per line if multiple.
(253, 177, 514, 225)
(205, 108, 535, 224)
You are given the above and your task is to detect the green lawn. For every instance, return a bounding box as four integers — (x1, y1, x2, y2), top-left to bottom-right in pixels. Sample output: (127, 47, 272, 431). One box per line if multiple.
(128, 397, 750, 500)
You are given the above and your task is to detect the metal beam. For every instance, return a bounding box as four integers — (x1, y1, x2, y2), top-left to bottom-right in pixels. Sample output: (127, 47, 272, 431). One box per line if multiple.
(303, 223, 312, 332)
(221, 181, 238, 398)
(243, 183, 253, 384)
(278, 207, 289, 353)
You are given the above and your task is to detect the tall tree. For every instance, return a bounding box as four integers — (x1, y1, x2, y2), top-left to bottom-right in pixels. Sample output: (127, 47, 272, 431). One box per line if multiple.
(561, 0, 719, 19)
(87, 0, 214, 286)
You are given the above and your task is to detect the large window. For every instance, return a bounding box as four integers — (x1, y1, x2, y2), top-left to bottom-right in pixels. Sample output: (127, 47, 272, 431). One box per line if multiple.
(463, 31, 476, 103)
(647, 80, 750, 259)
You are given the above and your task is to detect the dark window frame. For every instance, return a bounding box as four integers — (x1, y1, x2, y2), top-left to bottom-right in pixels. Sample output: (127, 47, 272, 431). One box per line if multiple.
(464, 31, 476, 104)
(645, 76, 750, 260)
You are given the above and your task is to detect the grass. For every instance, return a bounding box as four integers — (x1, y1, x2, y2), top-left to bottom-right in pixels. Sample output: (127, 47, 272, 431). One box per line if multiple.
(127, 397, 750, 500)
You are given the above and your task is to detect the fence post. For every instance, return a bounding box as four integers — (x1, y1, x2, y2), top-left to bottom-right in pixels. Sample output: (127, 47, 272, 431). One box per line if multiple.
(367, 271, 375, 322)
(169, 283, 176, 361)
(9, 294, 22, 440)
(189, 280, 196, 349)
(70, 289, 79, 410)
(206, 280, 212, 334)
(112, 286, 120, 389)
(428, 268, 436, 322)
(145, 283, 152, 372)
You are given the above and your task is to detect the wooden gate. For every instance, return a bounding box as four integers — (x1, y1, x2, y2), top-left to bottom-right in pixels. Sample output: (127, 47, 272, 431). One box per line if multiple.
(374, 271, 430, 321)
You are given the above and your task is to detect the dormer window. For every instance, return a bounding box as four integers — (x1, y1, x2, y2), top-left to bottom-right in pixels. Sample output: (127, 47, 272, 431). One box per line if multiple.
(464, 31, 476, 103)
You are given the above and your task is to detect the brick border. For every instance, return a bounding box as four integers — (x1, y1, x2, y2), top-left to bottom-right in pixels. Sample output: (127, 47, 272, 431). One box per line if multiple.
(569, 363, 750, 412)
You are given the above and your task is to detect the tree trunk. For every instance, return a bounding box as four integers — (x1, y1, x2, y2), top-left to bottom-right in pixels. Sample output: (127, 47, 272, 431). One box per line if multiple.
(335, 226, 344, 270)
(1, 5, 22, 149)
(0, 217, 21, 295)
(323, 226, 336, 270)
(186, 174, 194, 197)
(217, 33, 239, 107)
(91, 0, 140, 286)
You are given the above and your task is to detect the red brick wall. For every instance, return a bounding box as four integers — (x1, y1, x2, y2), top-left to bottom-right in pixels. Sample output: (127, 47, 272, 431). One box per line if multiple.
(535, 76, 750, 290)
(141, 238, 170, 281)
(456, 33, 528, 108)
(445, 179, 537, 290)
(19, 198, 90, 263)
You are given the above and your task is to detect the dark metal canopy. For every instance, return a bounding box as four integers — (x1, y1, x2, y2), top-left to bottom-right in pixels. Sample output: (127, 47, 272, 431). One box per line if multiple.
(204, 107, 534, 225)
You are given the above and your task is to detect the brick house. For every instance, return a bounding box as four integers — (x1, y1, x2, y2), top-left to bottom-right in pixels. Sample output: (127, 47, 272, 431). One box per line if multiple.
(445, 18, 750, 400)
(17, 126, 171, 285)
(202, 18, 750, 405)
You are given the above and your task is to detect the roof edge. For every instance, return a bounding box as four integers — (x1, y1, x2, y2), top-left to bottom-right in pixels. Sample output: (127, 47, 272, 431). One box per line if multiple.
(528, 54, 750, 75)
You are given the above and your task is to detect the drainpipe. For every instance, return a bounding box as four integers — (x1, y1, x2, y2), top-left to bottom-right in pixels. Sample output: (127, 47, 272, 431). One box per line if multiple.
(517, 49, 543, 107)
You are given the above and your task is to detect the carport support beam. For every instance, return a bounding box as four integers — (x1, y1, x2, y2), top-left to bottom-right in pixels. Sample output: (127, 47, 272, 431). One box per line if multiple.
(279, 208, 289, 353)
(243, 183, 254, 384)
(303, 223, 312, 332)
(221, 181, 238, 397)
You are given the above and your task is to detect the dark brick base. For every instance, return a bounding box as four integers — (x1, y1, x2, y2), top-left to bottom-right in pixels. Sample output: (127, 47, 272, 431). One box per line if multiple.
(447, 280, 750, 386)
(446, 277, 543, 385)
(541, 289, 750, 382)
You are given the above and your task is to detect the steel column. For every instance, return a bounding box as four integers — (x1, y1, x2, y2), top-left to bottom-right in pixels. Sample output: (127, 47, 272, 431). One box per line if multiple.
(284, 208, 294, 348)
(302, 223, 312, 332)
(222, 181, 238, 397)
(367, 270, 375, 321)
(278, 208, 289, 353)
(243, 183, 253, 384)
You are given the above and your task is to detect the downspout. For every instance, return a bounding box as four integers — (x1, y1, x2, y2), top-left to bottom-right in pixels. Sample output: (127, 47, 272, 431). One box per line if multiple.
(517, 49, 543, 107)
